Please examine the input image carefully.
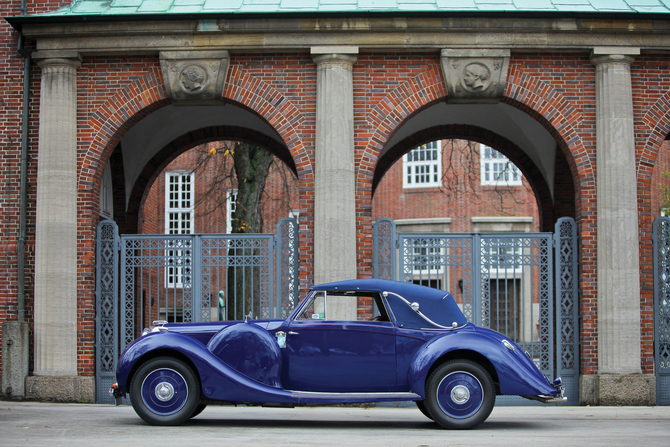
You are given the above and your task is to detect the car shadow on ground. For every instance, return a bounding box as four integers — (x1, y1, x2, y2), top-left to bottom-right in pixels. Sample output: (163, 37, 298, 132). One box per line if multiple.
(116, 415, 540, 431)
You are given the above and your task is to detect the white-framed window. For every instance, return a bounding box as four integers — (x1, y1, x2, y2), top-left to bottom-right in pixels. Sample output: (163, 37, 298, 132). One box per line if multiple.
(165, 171, 194, 287)
(226, 189, 238, 233)
(166, 172, 194, 235)
(403, 141, 441, 189)
(487, 242, 524, 273)
(410, 245, 444, 274)
(480, 145, 522, 186)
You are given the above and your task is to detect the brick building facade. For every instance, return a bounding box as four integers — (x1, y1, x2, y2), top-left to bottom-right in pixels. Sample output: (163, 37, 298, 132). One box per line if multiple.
(1, 0, 670, 405)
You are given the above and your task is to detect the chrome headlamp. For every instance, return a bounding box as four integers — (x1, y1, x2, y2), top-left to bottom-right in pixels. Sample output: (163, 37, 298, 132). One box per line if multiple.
(141, 320, 168, 336)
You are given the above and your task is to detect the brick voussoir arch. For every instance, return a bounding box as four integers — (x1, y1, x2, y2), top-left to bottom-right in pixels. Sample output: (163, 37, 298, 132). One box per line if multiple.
(503, 74, 592, 192)
(358, 71, 445, 189)
(78, 68, 168, 195)
(224, 65, 310, 173)
(638, 89, 670, 174)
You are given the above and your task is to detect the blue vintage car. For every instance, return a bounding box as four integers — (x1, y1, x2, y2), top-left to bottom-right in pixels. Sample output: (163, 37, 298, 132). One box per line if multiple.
(111, 279, 565, 429)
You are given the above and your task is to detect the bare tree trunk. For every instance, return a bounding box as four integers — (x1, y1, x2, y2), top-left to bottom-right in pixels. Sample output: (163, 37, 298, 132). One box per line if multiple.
(227, 143, 274, 320)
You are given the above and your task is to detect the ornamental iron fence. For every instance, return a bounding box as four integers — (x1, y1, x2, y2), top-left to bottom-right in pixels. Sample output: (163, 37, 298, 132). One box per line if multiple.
(95, 218, 299, 404)
(653, 217, 670, 405)
(373, 217, 579, 406)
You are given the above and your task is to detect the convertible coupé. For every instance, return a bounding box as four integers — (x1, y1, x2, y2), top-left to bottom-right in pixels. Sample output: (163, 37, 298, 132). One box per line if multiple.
(111, 279, 565, 429)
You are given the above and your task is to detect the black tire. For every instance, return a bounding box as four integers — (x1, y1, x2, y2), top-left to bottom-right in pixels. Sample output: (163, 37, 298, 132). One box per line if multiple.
(190, 404, 207, 419)
(130, 356, 200, 426)
(416, 400, 433, 421)
(424, 359, 495, 430)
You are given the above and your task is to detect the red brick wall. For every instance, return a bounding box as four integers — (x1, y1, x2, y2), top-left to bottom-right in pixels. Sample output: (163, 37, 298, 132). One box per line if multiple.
(0, 0, 49, 378)
(1, 0, 669, 382)
(633, 57, 670, 375)
(372, 139, 540, 232)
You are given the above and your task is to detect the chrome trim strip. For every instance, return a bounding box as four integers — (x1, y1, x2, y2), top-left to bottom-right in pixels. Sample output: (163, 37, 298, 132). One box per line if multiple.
(289, 391, 421, 400)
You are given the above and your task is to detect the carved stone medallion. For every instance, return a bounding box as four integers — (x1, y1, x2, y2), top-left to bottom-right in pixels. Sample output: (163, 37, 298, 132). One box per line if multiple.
(440, 49, 510, 103)
(160, 51, 230, 105)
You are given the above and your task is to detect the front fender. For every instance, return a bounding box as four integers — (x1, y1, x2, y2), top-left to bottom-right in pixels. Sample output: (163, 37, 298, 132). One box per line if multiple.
(116, 330, 295, 404)
(407, 325, 559, 398)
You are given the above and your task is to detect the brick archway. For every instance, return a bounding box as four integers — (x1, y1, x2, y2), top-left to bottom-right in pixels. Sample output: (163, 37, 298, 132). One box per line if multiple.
(374, 124, 560, 232)
(75, 68, 316, 374)
(357, 70, 595, 229)
(357, 68, 591, 211)
(126, 125, 297, 234)
(356, 65, 592, 294)
(79, 67, 312, 212)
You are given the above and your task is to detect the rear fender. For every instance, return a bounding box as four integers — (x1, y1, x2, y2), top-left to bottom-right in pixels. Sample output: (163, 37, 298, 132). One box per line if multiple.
(407, 326, 558, 398)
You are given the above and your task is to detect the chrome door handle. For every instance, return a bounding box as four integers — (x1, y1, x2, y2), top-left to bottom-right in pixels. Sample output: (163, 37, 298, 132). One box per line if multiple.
(288, 331, 299, 335)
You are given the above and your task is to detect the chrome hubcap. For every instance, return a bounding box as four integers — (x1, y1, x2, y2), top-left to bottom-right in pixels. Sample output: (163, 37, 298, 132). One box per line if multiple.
(154, 382, 175, 402)
(450, 385, 470, 404)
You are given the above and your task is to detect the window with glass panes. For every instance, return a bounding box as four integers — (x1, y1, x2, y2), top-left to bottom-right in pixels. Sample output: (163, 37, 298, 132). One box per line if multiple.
(165, 172, 194, 287)
(226, 189, 238, 233)
(480, 145, 522, 186)
(403, 141, 441, 189)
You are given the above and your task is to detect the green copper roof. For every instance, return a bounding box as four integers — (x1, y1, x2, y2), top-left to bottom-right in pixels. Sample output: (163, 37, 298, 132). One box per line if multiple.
(21, 0, 670, 17)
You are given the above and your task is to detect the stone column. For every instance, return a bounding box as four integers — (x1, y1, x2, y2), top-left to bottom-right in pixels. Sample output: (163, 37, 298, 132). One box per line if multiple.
(589, 47, 653, 404)
(28, 52, 90, 399)
(312, 47, 358, 284)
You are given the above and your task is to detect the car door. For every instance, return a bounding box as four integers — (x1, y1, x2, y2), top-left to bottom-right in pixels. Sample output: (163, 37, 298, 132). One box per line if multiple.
(283, 291, 397, 392)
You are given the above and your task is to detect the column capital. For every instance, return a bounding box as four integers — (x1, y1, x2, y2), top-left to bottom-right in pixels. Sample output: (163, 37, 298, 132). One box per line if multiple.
(33, 51, 82, 69)
(311, 48, 358, 69)
(590, 47, 639, 66)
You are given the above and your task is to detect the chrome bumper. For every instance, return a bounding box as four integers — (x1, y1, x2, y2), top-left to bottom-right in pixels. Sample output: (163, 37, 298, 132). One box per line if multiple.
(522, 377, 567, 404)
(109, 383, 123, 406)
(523, 394, 568, 404)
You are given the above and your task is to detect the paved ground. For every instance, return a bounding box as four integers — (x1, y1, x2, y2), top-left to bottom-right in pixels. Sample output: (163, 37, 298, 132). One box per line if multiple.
(0, 402, 668, 446)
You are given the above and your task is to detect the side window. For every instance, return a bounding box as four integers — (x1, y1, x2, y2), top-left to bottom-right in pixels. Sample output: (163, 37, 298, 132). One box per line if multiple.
(295, 292, 391, 322)
(296, 291, 325, 320)
(326, 294, 358, 321)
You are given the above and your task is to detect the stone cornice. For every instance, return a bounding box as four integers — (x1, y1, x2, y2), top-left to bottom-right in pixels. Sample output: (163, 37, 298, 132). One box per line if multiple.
(20, 17, 670, 56)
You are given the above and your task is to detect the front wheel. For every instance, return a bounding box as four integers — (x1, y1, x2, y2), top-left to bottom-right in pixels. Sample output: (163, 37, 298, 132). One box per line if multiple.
(130, 356, 200, 426)
(424, 359, 495, 429)
(416, 400, 433, 420)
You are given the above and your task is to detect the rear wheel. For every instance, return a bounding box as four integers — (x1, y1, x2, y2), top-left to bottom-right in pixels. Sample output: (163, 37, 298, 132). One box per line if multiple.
(130, 357, 200, 426)
(190, 404, 207, 419)
(424, 359, 495, 429)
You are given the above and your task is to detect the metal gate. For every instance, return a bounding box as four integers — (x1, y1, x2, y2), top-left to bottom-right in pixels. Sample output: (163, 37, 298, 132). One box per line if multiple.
(373, 217, 579, 405)
(653, 216, 670, 405)
(95, 217, 299, 404)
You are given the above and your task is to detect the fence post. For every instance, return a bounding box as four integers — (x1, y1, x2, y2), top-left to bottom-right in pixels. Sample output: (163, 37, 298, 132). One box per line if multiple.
(653, 216, 670, 405)
(95, 220, 119, 404)
(555, 217, 579, 406)
(276, 218, 299, 318)
(373, 218, 396, 280)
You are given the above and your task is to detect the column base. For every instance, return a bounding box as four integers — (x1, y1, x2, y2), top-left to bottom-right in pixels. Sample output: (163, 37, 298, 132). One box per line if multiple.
(25, 376, 95, 403)
(580, 374, 656, 406)
(1, 321, 30, 399)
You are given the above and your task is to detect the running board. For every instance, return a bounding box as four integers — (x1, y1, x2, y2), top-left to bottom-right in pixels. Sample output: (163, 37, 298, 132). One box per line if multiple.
(289, 391, 421, 400)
